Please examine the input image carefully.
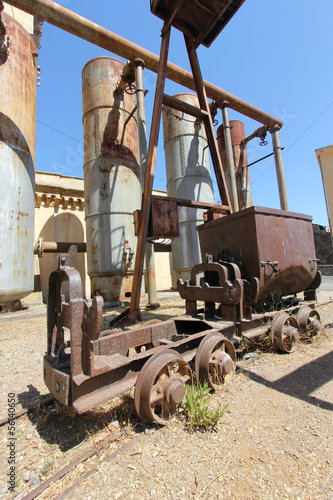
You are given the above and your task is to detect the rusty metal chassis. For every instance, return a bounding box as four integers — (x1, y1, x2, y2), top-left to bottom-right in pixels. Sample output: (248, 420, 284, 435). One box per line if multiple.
(44, 252, 316, 415)
(44, 256, 238, 414)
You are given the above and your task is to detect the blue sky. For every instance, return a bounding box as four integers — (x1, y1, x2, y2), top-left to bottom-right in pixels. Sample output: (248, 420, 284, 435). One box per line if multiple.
(35, 0, 333, 226)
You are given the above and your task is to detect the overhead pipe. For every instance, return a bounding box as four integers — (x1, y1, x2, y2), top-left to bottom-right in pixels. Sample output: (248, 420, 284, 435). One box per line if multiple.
(4, 0, 282, 128)
(34, 239, 87, 258)
(242, 125, 268, 146)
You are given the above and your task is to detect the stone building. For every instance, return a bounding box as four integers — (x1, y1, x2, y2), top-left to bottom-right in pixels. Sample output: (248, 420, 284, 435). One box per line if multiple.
(30, 171, 175, 304)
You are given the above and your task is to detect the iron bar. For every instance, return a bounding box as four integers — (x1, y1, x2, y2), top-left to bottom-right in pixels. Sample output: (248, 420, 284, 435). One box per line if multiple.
(163, 93, 209, 121)
(134, 58, 158, 307)
(221, 102, 239, 212)
(152, 194, 230, 211)
(129, 25, 171, 321)
(271, 127, 289, 211)
(247, 148, 284, 168)
(184, 34, 232, 211)
(4, 0, 282, 128)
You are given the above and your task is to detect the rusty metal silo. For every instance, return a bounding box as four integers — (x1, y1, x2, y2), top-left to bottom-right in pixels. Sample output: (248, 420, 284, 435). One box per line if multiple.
(82, 57, 141, 301)
(217, 120, 252, 210)
(0, 12, 37, 303)
(163, 93, 215, 282)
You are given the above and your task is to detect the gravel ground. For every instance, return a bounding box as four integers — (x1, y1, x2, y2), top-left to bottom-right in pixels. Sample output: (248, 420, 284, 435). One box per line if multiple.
(0, 289, 332, 499)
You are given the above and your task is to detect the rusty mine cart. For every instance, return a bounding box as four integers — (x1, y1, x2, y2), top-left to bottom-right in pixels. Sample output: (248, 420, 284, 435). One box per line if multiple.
(43, 0, 322, 425)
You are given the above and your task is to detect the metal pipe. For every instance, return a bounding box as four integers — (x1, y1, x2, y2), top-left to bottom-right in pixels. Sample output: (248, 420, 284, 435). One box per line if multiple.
(242, 125, 268, 145)
(34, 239, 87, 257)
(247, 148, 284, 168)
(134, 58, 158, 306)
(271, 127, 289, 211)
(4, 0, 282, 128)
(221, 102, 239, 212)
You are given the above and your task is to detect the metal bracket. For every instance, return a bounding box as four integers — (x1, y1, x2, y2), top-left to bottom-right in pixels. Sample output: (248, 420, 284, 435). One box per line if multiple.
(261, 260, 279, 273)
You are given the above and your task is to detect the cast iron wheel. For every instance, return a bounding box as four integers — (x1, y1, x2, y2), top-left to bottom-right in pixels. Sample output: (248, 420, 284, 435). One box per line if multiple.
(297, 306, 321, 340)
(271, 311, 300, 353)
(134, 349, 192, 425)
(195, 332, 236, 390)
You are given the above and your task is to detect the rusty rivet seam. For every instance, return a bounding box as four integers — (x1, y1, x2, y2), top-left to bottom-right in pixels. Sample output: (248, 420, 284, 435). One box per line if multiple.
(99, 212, 106, 272)
(89, 270, 135, 277)
(82, 55, 125, 68)
(82, 159, 141, 169)
(163, 108, 203, 124)
(85, 211, 135, 220)
(164, 132, 208, 146)
(82, 103, 137, 122)
(178, 218, 205, 224)
(94, 108, 101, 158)
(180, 135, 187, 177)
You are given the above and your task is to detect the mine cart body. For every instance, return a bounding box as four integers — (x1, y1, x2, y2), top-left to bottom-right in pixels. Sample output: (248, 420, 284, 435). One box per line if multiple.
(150, 0, 246, 47)
(197, 206, 318, 302)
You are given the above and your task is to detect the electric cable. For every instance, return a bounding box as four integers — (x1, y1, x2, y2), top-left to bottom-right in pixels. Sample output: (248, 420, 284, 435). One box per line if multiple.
(252, 100, 333, 184)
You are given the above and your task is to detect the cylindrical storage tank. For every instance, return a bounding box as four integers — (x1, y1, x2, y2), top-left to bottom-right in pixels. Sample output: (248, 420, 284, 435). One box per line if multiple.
(217, 120, 252, 210)
(82, 57, 141, 301)
(163, 93, 215, 282)
(0, 13, 37, 304)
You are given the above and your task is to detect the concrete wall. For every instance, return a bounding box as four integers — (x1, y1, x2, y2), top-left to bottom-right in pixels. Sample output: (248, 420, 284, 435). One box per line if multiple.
(316, 145, 333, 238)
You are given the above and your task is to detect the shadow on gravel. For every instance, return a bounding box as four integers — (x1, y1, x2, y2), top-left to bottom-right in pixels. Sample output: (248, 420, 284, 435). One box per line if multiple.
(245, 350, 333, 411)
(18, 386, 140, 452)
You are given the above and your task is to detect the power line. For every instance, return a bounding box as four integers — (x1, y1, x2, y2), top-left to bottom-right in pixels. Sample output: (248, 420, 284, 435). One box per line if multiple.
(252, 100, 333, 184)
(37, 120, 83, 144)
(37, 119, 168, 183)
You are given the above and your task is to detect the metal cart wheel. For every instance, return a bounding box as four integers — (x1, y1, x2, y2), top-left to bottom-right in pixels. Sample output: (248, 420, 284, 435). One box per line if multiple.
(271, 311, 299, 353)
(195, 332, 236, 390)
(134, 349, 192, 425)
(297, 306, 321, 340)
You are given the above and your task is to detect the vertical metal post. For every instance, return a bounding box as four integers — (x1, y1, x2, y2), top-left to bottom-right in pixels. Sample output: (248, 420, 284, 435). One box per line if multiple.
(134, 58, 158, 306)
(271, 127, 289, 211)
(221, 102, 239, 213)
(129, 25, 171, 320)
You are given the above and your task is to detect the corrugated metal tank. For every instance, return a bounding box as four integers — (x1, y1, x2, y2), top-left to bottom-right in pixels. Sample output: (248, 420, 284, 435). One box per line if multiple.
(82, 57, 141, 301)
(0, 13, 37, 303)
(217, 120, 252, 210)
(162, 93, 215, 281)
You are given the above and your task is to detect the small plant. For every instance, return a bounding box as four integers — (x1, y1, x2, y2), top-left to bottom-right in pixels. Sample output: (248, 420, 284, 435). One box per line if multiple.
(41, 456, 55, 477)
(181, 382, 229, 431)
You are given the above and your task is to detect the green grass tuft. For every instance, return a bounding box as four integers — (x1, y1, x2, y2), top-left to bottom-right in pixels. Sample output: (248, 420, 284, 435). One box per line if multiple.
(181, 382, 230, 431)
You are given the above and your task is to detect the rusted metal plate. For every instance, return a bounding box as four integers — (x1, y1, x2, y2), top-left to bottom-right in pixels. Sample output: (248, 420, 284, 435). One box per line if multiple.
(151, 0, 246, 47)
(44, 357, 70, 406)
(198, 206, 318, 301)
(133, 198, 179, 238)
(149, 197, 179, 238)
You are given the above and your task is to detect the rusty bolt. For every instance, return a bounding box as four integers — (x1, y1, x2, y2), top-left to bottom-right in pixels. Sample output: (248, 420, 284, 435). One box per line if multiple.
(165, 379, 185, 405)
(218, 352, 234, 375)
